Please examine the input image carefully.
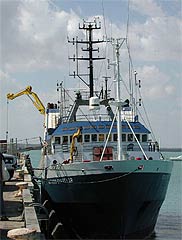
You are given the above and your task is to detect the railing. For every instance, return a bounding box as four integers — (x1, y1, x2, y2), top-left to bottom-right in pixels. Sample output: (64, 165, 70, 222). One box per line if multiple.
(0, 137, 42, 155)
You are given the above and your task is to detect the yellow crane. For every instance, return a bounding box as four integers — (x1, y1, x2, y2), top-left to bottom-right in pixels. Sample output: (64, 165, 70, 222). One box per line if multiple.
(70, 127, 82, 163)
(7, 86, 45, 114)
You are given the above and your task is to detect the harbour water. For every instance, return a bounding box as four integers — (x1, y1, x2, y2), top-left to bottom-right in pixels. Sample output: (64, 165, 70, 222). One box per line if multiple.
(29, 150, 182, 240)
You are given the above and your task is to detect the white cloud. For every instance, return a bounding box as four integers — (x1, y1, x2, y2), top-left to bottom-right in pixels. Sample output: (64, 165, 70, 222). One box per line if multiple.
(128, 16, 182, 61)
(165, 85, 175, 95)
(1, 0, 181, 73)
(131, 0, 164, 18)
(1, 0, 82, 73)
(135, 65, 175, 99)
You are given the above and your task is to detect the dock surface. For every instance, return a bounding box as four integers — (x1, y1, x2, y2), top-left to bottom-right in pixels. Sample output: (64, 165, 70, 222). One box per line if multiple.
(0, 170, 45, 240)
(0, 177, 24, 239)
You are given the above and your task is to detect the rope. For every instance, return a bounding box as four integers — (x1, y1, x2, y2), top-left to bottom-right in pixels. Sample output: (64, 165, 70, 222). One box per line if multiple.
(124, 0, 158, 146)
(138, 90, 157, 142)
(126, 0, 130, 41)
(102, 0, 108, 40)
(125, 118, 148, 160)
(94, 1, 109, 89)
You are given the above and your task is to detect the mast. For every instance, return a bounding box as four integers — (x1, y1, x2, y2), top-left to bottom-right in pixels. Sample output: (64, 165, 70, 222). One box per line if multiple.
(68, 19, 105, 98)
(111, 38, 126, 160)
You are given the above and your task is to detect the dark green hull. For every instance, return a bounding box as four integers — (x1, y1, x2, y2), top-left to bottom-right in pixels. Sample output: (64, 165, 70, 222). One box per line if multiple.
(41, 170, 171, 239)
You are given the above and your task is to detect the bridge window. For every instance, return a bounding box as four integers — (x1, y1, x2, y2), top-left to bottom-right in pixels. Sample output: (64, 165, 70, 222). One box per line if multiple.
(55, 137, 60, 144)
(99, 134, 104, 142)
(92, 134, 97, 142)
(142, 134, 147, 142)
(128, 134, 133, 142)
(113, 133, 117, 141)
(106, 134, 111, 141)
(122, 134, 126, 141)
(135, 134, 140, 141)
(62, 136, 68, 144)
(84, 134, 90, 142)
(77, 135, 82, 142)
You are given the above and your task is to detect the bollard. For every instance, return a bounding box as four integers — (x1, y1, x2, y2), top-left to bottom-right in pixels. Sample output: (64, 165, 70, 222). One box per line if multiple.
(16, 169, 24, 180)
(15, 182, 28, 197)
(7, 227, 37, 240)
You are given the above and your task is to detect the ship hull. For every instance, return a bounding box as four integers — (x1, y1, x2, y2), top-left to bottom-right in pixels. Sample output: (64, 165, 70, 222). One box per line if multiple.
(41, 160, 172, 239)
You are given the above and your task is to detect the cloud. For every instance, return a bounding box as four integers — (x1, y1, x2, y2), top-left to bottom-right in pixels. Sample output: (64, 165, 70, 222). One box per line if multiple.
(0, 70, 22, 96)
(1, 0, 82, 73)
(1, 0, 181, 74)
(0, 70, 50, 140)
(130, 0, 164, 18)
(126, 0, 182, 62)
(128, 16, 181, 61)
(135, 65, 175, 99)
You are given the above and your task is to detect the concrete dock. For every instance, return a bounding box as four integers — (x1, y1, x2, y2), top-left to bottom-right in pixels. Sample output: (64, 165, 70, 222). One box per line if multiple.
(0, 169, 45, 240)
(0, 177, 24, 239)
(0, 153, 73, 240)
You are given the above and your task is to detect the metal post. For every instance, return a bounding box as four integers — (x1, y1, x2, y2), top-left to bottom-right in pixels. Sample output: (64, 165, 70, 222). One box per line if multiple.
(0, 152, 4, 218)
(115, 40, 122, 161)
(111, 38, 125, 160)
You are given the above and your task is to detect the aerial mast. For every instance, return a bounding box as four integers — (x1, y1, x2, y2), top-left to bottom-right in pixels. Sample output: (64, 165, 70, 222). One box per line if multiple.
(68, 18, 105, 97)
(110, 38, 126, 160)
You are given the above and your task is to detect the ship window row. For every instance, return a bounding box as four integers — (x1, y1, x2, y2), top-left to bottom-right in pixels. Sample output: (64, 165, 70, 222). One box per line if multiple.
(54, 134, 148, 144)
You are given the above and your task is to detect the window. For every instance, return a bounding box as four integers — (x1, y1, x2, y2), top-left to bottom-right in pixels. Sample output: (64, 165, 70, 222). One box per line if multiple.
(106, 134, 111, 141)
(122, 134, 126, 141)
(77, 135, 82, 142)
(99, 134, 104, 142)
(128, 134, 133, 142)
(62, 136, 68, 144)
(142, 134, 147, 142)
(135, 134, 140, 142)
(91, 134, 97, 142)
(55, 137, 61, 144)
(113, 134, 117, 141)
(84, 134, 90, 142)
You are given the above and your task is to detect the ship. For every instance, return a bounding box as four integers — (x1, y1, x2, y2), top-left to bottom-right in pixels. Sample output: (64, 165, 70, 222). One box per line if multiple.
(39, 19, 173, 239)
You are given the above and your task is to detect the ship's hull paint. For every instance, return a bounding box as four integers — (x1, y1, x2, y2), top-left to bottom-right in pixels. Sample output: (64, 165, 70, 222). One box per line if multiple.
(41, 168, 171, 239)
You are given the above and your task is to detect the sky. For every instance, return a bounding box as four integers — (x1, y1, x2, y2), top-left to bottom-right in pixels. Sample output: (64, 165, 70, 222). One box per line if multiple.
(0, 0, 181, 148)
